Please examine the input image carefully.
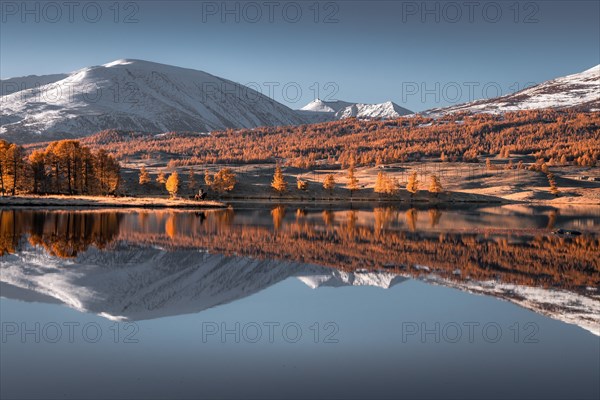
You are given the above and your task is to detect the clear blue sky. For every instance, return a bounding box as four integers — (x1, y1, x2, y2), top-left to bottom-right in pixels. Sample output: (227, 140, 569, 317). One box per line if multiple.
(1, 0, 599, 111)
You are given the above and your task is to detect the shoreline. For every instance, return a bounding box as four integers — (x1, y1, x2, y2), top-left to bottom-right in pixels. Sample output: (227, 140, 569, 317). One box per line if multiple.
(0, 195, 227, 209)
(1, 193, 599, 209)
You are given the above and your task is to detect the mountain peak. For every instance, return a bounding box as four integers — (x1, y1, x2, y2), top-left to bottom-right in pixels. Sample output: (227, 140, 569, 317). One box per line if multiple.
(103, 59, 139, 67)
(299, 99, 413, 123)
(0, 60, 304, 143)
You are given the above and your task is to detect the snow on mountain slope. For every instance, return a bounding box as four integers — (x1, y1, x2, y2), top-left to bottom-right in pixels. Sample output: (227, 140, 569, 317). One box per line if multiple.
(424, 64, 600, 117)
(0, 59, 305, 143)
(298, 99, 413, 123)
(0, 243, 403, 321)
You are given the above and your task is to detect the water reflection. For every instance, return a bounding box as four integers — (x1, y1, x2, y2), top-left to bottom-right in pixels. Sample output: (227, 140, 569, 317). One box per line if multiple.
(1, 207, 599, 290)
(1, 206, 599, 332)
(1, 210, 121, 258)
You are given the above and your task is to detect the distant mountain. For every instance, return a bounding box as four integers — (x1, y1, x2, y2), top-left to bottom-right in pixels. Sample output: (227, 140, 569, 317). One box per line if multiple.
(298, 99, 413, 123)
(0, 59, 305, 143)
(300, 99, 355, 113)
(424, 65, 600, 117)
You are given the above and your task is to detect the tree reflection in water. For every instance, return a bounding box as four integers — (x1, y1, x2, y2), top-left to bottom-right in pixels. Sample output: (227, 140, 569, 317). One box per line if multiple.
(1, 207, 598, 292)
(1, 210, 121, 257)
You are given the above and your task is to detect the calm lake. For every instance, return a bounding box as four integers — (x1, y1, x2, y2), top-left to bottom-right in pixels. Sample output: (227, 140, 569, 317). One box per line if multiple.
(1, 204, 599, 399)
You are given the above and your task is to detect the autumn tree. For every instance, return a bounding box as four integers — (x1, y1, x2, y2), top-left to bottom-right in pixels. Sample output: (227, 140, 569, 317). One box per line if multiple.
(374, 171, 398, 196)
(79, 146, 95, 194)
(297, 177, 308, 191)
(204, 170, 213, 188)
(271, 165, 287, 194)
(165, 171, 180, 198)
(212, 168, 236, 194)
(0, 139, 10, 195)
(95, 149, 121, 195)
(385, 176, 400, 196)
(374, 172, 387, 195)
(547, 172, 560, 196)
(323, 174, 336, 195)
(428, 175, 443, 196)
(187, 168, 197, 191)
(406, 171, 419, 196)
(156, 170, 167, 185)
(1, 143, 27, 195)
(29, 150, 46, 194)
(49, 140, 86, 195)
(346, 163, 359, 196)
(139, 166, 151, 185)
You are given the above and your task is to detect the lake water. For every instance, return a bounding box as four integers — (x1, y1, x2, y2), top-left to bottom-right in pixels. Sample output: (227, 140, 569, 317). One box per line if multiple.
(1, 204, 599, 399)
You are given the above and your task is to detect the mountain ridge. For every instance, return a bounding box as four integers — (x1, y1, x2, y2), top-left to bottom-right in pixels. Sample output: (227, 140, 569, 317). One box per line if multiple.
(0, 59, 305, 143)
(1, 60, 598, 144)
(298, 98, 413, 123)
(423, 64, 600, 116)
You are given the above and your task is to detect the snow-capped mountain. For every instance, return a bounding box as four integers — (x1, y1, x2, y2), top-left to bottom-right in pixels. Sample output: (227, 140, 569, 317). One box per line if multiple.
(300, 99, 355, 113)
(424, 64, 600, 116)
(298, 99, 413, 123)
(0, 59, 305, 143)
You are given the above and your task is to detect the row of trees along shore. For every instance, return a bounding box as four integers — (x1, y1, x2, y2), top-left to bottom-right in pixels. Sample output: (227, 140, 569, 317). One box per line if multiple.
(0, 140, 120, 196)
